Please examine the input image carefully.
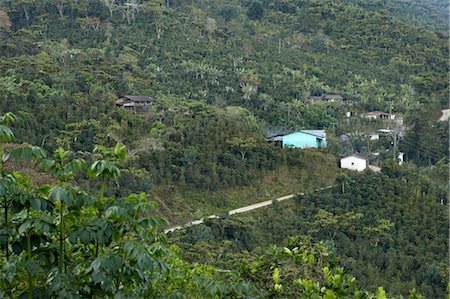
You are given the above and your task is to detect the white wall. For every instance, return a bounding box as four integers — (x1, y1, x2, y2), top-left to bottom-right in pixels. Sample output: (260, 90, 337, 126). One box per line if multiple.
(369, 134, 379, 140)
(340, 157, 367, 171)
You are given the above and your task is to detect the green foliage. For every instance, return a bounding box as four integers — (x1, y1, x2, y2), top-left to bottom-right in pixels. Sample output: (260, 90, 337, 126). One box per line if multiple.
(0, 114, 259, 298)
(174, 170, 448, 298)
(0, 3, 444, 219)
(239, 237, 424, 298)
(0, 0, 447, 178)
(0, 0, 447, 295)
(246, 1, 265, 20)
(0, 112, 15, 143)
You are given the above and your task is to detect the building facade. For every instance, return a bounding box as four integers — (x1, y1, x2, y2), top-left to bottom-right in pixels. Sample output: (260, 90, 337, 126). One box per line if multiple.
(269, 130, 327, 149)
(340, 155, 368, 171)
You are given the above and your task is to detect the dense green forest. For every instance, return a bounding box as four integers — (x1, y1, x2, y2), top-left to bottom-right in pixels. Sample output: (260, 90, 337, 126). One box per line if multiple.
(0, 0, 448, 185)
(0, 0, 448, 297)
(0, 117, 435, 298)
(172, 165, 448, 297)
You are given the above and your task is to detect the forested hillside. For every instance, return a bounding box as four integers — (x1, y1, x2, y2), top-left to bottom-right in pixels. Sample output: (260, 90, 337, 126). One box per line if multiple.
(342, 0, 448, 33)
(172, 167, 448, 298)
(0, 0, 448, 297)
(0, 116, 437, 298)
(0, 0, 448, 191)
(1, 0, 449, 130)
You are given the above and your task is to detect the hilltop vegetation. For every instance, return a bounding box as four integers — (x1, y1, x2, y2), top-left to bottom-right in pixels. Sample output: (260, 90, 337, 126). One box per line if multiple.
(172, 166, 449, 298)
(0, 0, 448, 297)
(342, 0, 448, 33)
(0, 0, 447, 192)
(0, 116, 434, 298)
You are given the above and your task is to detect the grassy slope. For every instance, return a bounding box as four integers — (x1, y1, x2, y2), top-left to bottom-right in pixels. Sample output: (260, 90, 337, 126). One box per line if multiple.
(155, 150, 339, 225)
(170, 172, 448, 297)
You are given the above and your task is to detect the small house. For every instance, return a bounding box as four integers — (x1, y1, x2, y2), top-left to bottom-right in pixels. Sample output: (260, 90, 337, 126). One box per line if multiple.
(323, 94, 344, 103)
(378, 129, 392, 134)
(368, 133, 380, 141)
(340, 155, 368, 172)
(362, 111, 395, 120)
(269, 130, 327, 149)
(116, 95, 154, 113)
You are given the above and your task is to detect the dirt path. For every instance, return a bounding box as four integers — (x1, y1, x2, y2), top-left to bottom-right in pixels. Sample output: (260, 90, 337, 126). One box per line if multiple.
(164, 185, 334, 234)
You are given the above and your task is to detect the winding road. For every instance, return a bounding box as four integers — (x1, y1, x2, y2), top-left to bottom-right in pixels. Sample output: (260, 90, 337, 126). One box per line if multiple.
(164, 185, 334, 234)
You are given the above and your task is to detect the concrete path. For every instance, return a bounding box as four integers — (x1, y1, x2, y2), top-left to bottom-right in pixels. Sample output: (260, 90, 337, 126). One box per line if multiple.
(164, 185, 334, 234)
(228, 193, 298, 215)
(439, 109, 450, 121)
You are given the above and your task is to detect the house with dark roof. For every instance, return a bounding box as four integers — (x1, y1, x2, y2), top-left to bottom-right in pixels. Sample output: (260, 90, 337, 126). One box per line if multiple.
(362, 111, 396, 120)
(268, 130, 327, 149)
(116, 95, 154, 113)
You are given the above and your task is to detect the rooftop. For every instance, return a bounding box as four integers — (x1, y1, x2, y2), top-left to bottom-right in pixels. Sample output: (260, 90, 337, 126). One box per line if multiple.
(120, 95, 154, 102)
(342, 154, 369, 161)
(267, 129, 326, 140)
(366, 111, 391, 116)
(300, 130, 326, 138)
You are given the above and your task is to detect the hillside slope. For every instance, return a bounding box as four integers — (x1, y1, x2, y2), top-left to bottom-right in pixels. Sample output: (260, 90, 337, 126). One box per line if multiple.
(0, 0, 448, 144)
(172, 169, 448, 298)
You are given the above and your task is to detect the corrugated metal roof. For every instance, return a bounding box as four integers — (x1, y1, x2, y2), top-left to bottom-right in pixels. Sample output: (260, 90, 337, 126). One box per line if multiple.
(267, 136, 283, 141)
(300, 130, 326, 138)
(366, 111, 390, 116)
(267, 126, 294, 138)
(120, 95, 154, 102)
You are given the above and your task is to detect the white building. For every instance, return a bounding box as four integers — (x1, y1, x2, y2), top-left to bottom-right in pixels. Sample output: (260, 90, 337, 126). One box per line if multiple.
(363, 111, 396, 120)
(340, 155, 368, 172)
(368, 133, 380, 141)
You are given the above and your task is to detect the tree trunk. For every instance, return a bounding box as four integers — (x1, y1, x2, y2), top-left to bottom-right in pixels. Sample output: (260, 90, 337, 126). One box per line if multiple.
(27, 208, 33, 299)
(59, 201, 64, 273)
(24, 7, 30, 22)
(240, 151, 246, 161)
(4, 200, 9, 261)
(57, 4, 65, 18)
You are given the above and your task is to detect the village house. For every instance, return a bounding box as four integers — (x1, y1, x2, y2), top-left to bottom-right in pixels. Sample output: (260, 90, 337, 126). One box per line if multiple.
(115, 95, 154, 113)
(340, 154, 368, 172)
(268, 130, 327, 149)
(368, 133, 380, 141)
(362, 111, 396, 120)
